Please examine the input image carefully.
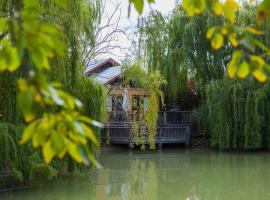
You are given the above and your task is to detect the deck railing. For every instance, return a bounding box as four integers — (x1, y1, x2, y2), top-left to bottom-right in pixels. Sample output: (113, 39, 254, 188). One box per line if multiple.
(158, 111, 192, 125)
(107, 111, 192, 125)
(107, 111, 144, 123)
(102, 111, 193, 145)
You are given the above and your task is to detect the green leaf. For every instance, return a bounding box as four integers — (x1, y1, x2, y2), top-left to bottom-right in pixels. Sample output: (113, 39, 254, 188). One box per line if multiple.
(78, 145, 90, 165)
(250, 55, 265, 69)
(79, 116, 103, 128)
(228, 33, 238, 47)
(130, 0, 144, 14)
(31, 50, 50, 69)
(81, 123, 98, 145)
(252, 70, 267, 82)
(20, 122, 36, 144)
(206, 27, 216, 39)
(43, 141, 56, 164)
(237, 61, 250, 79)
(67, 142, 83, 163)
(246, 27, 263, 35)
(75, 121, 85, 136)
(223, 7, 235, 23)
(211, 33, 224, 50)
(223, 0, 239, 23)
(183, 0, 206, 16)
(228, 51, 241, 78)
(212, 1, 223, 16)
(48, 86, 65, 106)
(18, 90, 33, 116)
(51, 131, 64, 152)
(8, 47, 20, 72)
(91, 120, 104, 128)
(0, 46, 21, 72)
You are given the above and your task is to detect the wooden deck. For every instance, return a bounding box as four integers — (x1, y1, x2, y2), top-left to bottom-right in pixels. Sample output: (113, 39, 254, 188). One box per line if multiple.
(101, 111, 192, 147)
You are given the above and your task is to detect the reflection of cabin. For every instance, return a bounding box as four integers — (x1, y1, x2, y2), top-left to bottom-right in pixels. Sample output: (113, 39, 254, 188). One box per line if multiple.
(85, 58, 192, 147)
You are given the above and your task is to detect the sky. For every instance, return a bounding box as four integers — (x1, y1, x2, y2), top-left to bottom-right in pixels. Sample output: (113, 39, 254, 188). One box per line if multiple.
(98, 0, 176, 63)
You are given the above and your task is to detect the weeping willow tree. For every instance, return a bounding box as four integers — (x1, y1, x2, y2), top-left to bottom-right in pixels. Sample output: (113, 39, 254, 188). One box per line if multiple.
(196, 5, 270, 150)
(46, 0, 107, 137)
(136, 4, 260, 109)
(0, 0, 106, 187)
(198, 78, 270, 150)
(46, 0, 101, 93)
(137, 8, 231, 108)
(0, 0, 104, 123)
(136, 4, 270, 150)
(46, 0, 106, 172)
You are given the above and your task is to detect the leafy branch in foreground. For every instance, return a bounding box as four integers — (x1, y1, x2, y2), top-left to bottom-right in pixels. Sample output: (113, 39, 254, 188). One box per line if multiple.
(0, 0, 101, 167)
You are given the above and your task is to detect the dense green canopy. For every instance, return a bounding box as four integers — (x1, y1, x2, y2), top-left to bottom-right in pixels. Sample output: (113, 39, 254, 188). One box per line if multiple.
(136, 4, 270, 149)
(0, 0, 106, 187)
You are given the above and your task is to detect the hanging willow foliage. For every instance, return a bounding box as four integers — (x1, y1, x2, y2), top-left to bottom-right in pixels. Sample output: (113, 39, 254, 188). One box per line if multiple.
(137, 9, 231, 108)
(75, 77, 107, 142)
(198, 78, 270, 150)
(0, 122, 58, 189)
(0, 0, 106, 184)
(0, 71, 23, 124)
(136, 4, 262, 109)
(196, 5, 270, 150)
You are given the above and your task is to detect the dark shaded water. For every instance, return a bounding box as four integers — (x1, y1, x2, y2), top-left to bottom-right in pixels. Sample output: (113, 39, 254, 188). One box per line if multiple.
(2, 149, 270, 200)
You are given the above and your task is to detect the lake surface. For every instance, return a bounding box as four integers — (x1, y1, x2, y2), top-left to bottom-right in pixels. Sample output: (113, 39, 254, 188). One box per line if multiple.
(2, 148, 270, 200)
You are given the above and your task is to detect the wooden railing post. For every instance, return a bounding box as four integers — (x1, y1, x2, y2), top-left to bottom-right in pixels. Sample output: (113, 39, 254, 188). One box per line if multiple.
(164, 112, 167, 124)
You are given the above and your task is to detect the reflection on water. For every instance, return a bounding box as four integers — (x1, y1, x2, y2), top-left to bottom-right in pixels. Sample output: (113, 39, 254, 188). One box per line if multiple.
(2, 149, 270, 200)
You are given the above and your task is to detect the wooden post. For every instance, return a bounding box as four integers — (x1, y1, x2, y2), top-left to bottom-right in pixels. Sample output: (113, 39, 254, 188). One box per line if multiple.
(164, 112, 167, 125)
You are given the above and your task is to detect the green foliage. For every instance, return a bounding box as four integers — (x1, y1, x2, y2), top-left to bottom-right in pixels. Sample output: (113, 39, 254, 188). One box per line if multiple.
(0, 0, 103, 166)
(75, 76, 107, 145)
(0, 122, 57, 188)
(134, 0, 270, 83)
(123, 64, 166, 149)
(137, 10, 230, 107)
(129, 0, 155, 14)
(123, 64, 148, 87)
(198, 78, 270, 150)
(0, 71, 22, 124)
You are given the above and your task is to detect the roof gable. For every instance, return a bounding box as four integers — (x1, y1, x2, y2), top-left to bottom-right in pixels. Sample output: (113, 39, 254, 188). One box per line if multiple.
(94, 66, 122, 84)
(84, 58, 120, 76)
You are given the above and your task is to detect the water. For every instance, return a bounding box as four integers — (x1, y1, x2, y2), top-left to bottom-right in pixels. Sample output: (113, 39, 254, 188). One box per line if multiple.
(2, 149, 270, 200)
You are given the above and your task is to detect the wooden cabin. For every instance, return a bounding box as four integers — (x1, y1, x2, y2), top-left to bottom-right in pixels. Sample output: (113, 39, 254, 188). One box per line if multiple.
(85, 58, 192, 147)
(85, 58, 151, 123)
